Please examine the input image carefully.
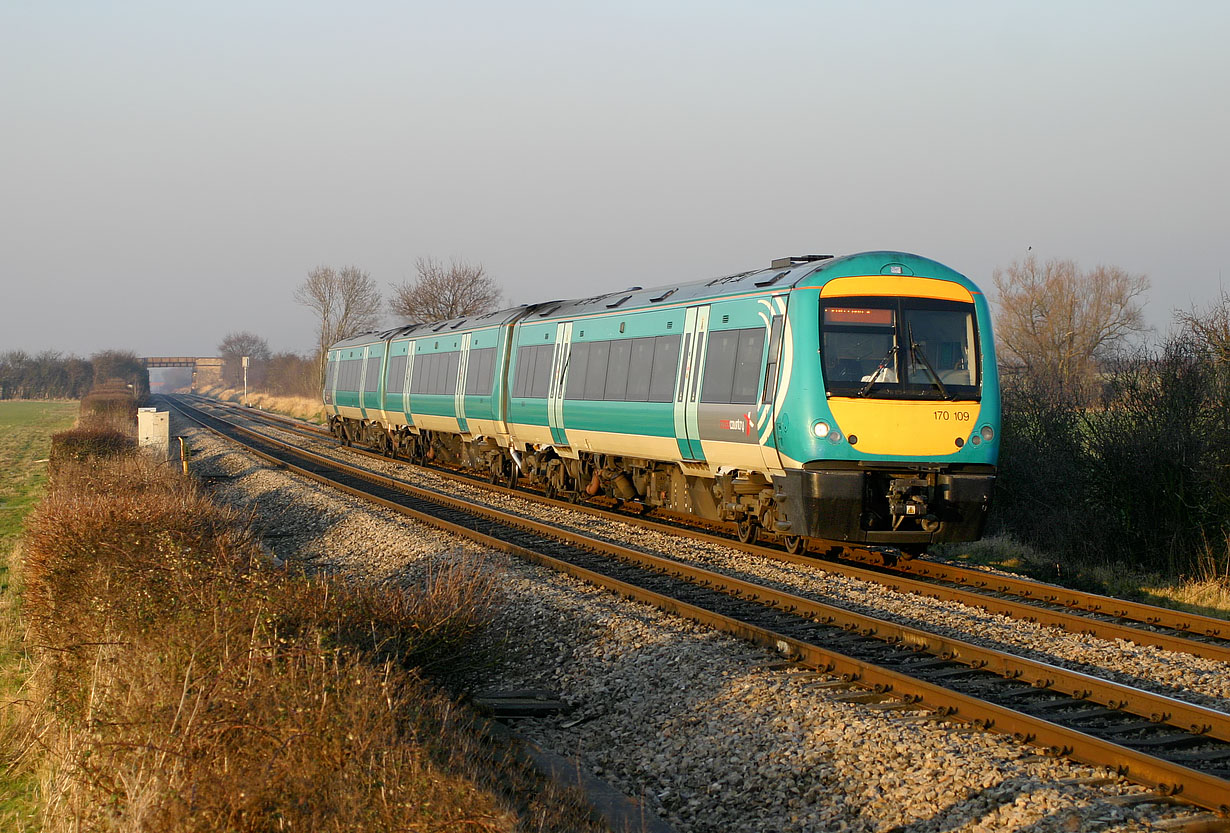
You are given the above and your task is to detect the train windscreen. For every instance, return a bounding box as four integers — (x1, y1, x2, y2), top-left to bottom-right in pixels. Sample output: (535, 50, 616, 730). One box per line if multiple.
(820, 296, 980, 400)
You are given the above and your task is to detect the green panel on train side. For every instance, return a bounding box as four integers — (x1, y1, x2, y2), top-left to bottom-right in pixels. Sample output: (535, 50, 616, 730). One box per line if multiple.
(413, 393, 457, 418)
(508, 398, 549, 425)
(463, 395, 496, 422)
(335, 390, 361, 409)
(562, 401, 675, 437)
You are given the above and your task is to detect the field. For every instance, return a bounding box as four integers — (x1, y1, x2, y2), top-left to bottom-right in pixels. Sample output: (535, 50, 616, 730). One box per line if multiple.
(0, 402, 78, 546)
(0, 400, 79, 830)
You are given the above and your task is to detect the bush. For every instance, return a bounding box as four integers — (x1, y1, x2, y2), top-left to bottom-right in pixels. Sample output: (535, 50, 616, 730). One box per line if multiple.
(48, 426, 134, 474)
(992, 335, 1230, 576)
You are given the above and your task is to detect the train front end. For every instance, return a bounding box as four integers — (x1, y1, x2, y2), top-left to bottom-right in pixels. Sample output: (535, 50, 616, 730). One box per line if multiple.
(772, 253, 999, 552)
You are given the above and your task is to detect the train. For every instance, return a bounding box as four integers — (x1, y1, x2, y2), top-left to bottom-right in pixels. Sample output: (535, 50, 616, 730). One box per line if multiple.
(323, 251, 1000, 556)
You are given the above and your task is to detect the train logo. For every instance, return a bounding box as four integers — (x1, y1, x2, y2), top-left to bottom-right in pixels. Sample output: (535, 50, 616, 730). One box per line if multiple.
(719, 412, 755, 438)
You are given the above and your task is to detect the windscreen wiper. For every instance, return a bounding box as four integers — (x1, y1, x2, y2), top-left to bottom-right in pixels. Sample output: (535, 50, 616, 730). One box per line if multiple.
(857, 345, 898, 397)
(908, 323, 950, 400)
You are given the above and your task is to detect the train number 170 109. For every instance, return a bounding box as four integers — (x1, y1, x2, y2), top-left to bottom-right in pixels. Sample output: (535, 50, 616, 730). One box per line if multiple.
(935, 410, 971, 422)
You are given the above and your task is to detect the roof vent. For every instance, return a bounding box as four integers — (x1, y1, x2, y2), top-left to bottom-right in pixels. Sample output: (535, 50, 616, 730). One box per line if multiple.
(771, 254, 833, 269)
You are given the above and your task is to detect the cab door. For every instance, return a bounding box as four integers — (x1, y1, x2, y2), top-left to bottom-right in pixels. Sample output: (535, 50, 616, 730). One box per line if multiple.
(673, 305, 710, 460)
(547, 321, 572, 446)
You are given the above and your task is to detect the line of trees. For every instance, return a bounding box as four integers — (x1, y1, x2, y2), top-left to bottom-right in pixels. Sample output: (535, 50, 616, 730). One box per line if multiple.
(293, 258, 503, 386)
(207, 257, 505, 400)
(0, 350, 149, 400)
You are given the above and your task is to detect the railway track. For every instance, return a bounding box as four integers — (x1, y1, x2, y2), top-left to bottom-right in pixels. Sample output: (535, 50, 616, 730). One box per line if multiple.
(165, 395, 1230, 815)
(187, 395, 1230, 667)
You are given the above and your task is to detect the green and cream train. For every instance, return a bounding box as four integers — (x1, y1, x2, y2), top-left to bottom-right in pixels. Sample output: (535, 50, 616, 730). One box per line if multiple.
(324, 251, 1000, 555)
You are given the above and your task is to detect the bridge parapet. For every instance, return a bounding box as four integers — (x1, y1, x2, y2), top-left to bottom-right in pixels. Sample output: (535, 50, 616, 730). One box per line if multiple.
(142, 357, 224, 390)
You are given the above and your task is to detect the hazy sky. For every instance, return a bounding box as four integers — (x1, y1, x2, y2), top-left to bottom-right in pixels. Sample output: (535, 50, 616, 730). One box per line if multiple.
(3, 1, 1228, 361)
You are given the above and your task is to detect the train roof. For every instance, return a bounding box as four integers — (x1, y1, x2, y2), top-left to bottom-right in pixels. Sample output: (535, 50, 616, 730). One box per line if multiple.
(329, 251, 977, 349)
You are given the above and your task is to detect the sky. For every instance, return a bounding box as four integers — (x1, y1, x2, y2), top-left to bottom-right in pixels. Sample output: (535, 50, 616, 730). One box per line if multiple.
(2, 1, 1228, 360)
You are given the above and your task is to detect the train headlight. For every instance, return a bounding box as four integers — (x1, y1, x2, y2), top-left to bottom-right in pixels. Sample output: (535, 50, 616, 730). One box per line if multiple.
(980, 425, 995, 442)
(828, 430, 843, 444)
(813, 421, 830, 438)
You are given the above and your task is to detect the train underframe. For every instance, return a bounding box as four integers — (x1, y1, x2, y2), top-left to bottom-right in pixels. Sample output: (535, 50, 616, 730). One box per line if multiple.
(329, 416, 994, 557)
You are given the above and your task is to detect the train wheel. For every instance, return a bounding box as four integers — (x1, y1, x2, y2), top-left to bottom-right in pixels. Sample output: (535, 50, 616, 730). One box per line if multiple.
(783, 535, 806, 555)
(736, 519, 758, 545)
(489, 460, 502, 485)
(545, 480, 559, 501)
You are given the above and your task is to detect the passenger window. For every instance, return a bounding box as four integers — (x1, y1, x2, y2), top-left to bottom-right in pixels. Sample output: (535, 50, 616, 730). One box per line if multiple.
(731, 328, 765, 404)
(566, 342, 590, 399)
(650, 334, 681, 402)
(584, 342, 610, 400)
(626, 338, 654, 401)
(700, 330, 739, 403)
(605, 339, 632, 400)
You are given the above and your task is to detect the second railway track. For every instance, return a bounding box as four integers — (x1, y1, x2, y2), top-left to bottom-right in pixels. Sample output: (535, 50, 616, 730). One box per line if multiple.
(166, 395, 1230, 816)
(190, 394, 1230, 666)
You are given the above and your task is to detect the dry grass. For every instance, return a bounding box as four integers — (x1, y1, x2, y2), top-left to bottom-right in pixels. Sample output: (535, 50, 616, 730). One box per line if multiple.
(197, 384, 325, 424)
(5, 439, 606, 831)
(937, 534, 1230, 620)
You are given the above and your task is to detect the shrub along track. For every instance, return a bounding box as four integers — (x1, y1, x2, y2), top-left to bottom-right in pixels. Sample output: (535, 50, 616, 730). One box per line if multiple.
(190, 394, 1230, 667)
(165, 395, 1230, 817)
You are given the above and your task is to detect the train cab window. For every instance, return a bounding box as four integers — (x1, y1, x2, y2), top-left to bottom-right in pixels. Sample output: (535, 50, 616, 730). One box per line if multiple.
(821, 296, 979, 400)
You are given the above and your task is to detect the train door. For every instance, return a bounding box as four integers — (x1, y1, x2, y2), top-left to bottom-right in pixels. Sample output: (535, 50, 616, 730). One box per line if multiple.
(673, 305, 710, 460)
(455, 333, 471, 434)
(358, 345, 371, 420)
(547, 321, 572, 446)
(403, 341, 417, 426)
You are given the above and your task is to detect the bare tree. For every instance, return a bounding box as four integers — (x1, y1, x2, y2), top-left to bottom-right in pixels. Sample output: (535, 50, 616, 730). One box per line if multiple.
(390, 257, 502, 324)
(1177, 290, 1230, 366)
(295, 265, 383, 382)
(217, 331, 271, 387)
(993, 255, 1149, 394)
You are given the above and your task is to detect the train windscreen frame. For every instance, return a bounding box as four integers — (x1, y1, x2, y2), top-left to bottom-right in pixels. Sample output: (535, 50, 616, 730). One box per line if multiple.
(820, 295, 980, 401)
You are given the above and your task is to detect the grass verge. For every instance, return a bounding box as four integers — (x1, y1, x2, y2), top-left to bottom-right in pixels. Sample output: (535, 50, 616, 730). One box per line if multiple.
(0, 400, 79, 832)
(5, 411, 606, 831)
(936, 534, 1230, 620)
(195, 384, 325, 424)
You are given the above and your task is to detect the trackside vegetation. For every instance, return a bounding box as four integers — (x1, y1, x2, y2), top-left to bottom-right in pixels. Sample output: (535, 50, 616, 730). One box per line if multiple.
(1, 399, 608, 832)
(948, 308, 1230, 618)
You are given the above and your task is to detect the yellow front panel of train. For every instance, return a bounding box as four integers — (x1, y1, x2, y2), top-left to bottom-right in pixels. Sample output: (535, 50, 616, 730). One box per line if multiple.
(826, 398, 979, 456)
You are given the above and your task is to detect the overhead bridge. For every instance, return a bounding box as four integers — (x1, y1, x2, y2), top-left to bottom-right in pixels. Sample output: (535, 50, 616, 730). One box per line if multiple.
(141, 356, 224, 390)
